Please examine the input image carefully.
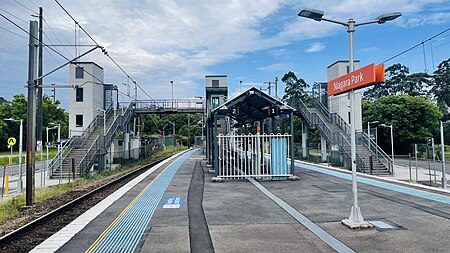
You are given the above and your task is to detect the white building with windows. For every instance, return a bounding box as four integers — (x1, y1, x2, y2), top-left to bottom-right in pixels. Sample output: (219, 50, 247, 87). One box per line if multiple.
(205, 75, 228, 133)
(68, 62, 105, 137)
(327, 60, 363, 131)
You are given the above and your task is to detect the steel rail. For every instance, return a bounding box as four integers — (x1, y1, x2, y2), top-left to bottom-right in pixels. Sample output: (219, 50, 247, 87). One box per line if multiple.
(0, 155, 170, 245)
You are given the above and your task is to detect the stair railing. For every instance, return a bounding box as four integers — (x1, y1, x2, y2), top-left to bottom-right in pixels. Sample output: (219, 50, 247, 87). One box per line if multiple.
(312, 96, 393, 174)
(77, 135, 100, 176)
(48, 137, 74, 177)
(357, 131, 394, 174)
(293, 98, 367, 171)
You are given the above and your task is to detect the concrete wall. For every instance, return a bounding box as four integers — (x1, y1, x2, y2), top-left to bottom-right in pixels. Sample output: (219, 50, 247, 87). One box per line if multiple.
(205, 75, 228, 135)
(68, 62, 104, 137)
(327, 60, 363, 131)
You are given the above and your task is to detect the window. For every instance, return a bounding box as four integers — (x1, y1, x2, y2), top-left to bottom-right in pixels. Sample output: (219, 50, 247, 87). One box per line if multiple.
(212, 97, 220, 109)
(76, 87, 83, 102)
(212, 80, 219, 87)
(75, 66, 84, 79)
(76, 115, 83, 127)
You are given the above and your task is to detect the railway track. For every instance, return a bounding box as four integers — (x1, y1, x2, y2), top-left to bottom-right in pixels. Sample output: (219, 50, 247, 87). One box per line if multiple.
(0, 156, 169, 253)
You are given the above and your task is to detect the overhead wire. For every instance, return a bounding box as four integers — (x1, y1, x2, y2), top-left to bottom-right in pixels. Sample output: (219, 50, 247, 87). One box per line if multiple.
(26, 0, 39, 8)
(421, 42, 428, 73)
(0, 25, 27, 39)
(0, 7, 28, 24)
(12, 0, 37, 14)
(0, 11, 104, 84)
(53, 0, 157, 102)
(382, 27, 450, 64)
(43, 17, 74, 58)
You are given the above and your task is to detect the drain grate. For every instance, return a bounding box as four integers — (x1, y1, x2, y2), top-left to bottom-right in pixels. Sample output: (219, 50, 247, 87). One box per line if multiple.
(367, 219, 405, 231)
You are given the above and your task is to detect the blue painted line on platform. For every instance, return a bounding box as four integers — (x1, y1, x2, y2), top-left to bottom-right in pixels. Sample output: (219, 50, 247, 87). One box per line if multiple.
(91, 149, 198, 253)
(296, 162, 450, 205)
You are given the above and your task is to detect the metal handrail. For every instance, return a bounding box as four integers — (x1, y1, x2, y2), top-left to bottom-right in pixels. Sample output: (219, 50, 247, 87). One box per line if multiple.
(48, 137, 74, 177)
(312, 96, 393, 173)
(134, 99, 204, 110)
(292, 98, 367, 171)
(358, 131, 393, 173)
(77, 135, 100, 176)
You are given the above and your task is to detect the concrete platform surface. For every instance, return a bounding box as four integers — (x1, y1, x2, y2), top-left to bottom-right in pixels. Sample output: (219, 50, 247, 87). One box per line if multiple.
(31, 149, 450, 253)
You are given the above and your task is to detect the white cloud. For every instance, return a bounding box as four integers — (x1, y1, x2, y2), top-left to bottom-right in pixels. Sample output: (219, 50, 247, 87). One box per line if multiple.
(1, 0, 449, 103)
(305, 42, 326, 53)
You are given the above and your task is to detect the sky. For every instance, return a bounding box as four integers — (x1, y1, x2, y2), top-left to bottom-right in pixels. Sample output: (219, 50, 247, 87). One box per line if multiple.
(0, 0, 449, 110)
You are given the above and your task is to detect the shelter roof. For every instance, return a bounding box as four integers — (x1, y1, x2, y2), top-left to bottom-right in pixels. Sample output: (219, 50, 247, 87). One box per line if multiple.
(211, 87, 294, 124)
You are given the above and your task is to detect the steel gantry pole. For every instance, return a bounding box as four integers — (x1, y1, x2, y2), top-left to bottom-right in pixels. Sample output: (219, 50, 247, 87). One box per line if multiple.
(298, 8, 401, 228)
(26, 20, 38, 206)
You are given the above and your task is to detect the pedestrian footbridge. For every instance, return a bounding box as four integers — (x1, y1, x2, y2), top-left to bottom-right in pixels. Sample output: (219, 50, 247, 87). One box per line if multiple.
(48, 99, 204, 178)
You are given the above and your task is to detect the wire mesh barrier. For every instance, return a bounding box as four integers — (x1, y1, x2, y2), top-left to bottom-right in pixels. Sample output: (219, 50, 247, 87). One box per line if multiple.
(217, 133, 292, 180)
(0, 146, 165, 199)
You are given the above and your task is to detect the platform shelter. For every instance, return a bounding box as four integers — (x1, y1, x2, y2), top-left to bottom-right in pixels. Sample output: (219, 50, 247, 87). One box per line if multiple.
(206, 88, 296, 180)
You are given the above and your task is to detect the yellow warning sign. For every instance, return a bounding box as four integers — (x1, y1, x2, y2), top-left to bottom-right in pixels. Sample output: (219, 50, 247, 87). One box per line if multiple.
(7, 137, 16, 146)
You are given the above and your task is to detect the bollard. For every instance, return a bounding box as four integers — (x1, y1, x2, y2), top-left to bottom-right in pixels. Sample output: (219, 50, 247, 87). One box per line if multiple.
(5, 172, 8, 196)
(72, 158, 76, 180)
(2, 166, 5, 199)
(409, 153, 412, 182)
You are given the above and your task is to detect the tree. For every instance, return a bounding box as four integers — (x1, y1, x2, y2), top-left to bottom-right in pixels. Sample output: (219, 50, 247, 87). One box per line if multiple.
(0, 94, 69, 151)
(364, 63, 431, 99)
(398, 72, 431, 96)
(281, 71, 310, 104)
(363, 95, 442, 154)
(364, 64, 408, 99)
(430, 58, 450, 120)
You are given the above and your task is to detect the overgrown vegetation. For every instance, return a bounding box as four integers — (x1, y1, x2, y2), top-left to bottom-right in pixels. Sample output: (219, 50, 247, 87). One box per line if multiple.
(0, 145, 186, 223)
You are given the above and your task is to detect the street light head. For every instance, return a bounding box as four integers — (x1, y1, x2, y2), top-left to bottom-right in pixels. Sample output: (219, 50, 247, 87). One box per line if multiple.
(376, 12, 402, 24)
(4, 118, 14, 121)
(298, 8, 324, 21)
(170, 80, 173, 84)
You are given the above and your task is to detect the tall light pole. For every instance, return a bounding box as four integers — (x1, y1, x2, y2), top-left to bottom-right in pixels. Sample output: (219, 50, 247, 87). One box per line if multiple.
(47, 123, 60, 183)
(4, 118, 23, 193)
(168, 120, 176, 136)
(170, 80, 174, 108)
(367, 121, 379, 150)
(97, 108, 106, 134)
(298, 8, 401, 228)
(440, 120, 450, 188)
(381, 124, 395, 173)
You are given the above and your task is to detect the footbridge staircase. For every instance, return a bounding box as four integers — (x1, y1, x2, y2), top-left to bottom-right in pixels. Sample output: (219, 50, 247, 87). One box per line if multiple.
(291, 98, 393, 175)
(48, 98, 205, 179)
(48, 102, 134, 178)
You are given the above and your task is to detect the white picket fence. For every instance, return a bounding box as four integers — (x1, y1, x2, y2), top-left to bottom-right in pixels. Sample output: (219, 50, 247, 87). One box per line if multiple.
(217, 133, 292, 179)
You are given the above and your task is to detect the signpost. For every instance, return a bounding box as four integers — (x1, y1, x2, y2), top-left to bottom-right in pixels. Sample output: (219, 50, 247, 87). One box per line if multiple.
(328, 63, 385, 96)
(5, 137, 16, 196)
(328, 63, 385, 228)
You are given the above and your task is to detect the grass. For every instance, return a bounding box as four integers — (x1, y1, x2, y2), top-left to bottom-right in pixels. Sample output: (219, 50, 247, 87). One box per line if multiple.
(0, 148, 59, 166)
(0, 146, 187, 223)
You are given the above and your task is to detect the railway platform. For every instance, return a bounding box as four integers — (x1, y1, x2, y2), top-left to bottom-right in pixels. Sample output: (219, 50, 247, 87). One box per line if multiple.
(30, 148, 450, 253)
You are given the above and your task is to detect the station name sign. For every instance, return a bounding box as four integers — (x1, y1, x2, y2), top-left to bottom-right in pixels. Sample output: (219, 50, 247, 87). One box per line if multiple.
(328, 63, 385, 96)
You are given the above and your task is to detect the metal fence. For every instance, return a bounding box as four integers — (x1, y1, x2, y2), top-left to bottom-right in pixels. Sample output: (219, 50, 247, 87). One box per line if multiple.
(217, 133, 292, 180)
(0, 146, 162, 200)
(294, 144, 389, 175)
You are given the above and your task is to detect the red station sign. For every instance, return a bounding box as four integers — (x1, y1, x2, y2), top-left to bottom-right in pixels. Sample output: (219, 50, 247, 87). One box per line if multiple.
(328, 63, 385, 96)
